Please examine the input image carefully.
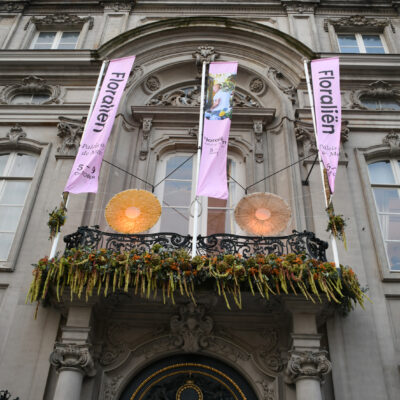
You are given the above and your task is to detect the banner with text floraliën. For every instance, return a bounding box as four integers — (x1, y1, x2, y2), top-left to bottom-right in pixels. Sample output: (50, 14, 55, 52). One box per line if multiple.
(196, 61, 238, 199)
(311, 57, 341, 194)
(64, 56, 136, 194)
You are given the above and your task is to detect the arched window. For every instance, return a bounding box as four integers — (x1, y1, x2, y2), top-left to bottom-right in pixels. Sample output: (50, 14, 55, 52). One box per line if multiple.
(367, 159, 400, 271)
(0, 152, 38, 260)
(360, 97, 400, 111)
(153, 152, 245, 236)
(11, 93, 51, 105)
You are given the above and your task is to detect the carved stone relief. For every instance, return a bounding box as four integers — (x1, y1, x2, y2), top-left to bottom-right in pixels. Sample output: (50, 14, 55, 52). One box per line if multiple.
(57, 116, 86, 156)
(146, 85, 260, 108)
(0, 1, 29, 12)
(192, 46, 219, 65)
(324, 15, 395, 33)
(253, 119, 265, 163)
(6, 124, 27, 145)
(285, 350, 332, 384)
(257, 328, 285, 373)
(104, 375, 124, 400)
(0, 76, 63, 105)
(267, 67, 297, 104)
(249, 77, 267, 95)
(101, 1, 135, 12)
(145, 76, 160, 92)
(50, 343, 96, 377)
(125, 65, 144, 89)
(283, 2, 316, 14)
(25, 14, 94, 30)
(382, 131, 400, 150)
(139, 117, 152, 160)
(350, 81, 400, 110)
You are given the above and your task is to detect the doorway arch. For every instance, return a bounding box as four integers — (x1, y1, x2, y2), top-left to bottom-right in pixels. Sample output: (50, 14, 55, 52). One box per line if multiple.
(119, 354, 258, 400)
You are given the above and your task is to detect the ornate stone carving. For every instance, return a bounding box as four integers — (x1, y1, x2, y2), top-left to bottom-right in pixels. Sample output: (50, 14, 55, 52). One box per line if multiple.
(139, 117, 152, 160)
(257, 380, 275, 400)
(145, 76, 161, 92)
(125, 65, 144, 88)
(104, 375, 124, 400)
(257, 328, 285, 373)
(249, 77, 266, 94)
(285, 350, 331, 383)
(25, 14, 94, 30)
(324, 15, 395, 33)
(383, 131, 400, 150)
(57, 116, 86, 156)
(283, 2, 316, 14)
(170, 304, 213, 352)
(192, 46, 219, 65)
(267, 67, 296, 104)
(253, 119, 264, 163)
(147, 85, 260, 108)
(0, 1, 30, 12)
(6, 124, 27, 145)
(50, 343, 96, 377)
(350, 81, 400, 110)
(101, 0, 134, 12)
(0, 76, 63, 105)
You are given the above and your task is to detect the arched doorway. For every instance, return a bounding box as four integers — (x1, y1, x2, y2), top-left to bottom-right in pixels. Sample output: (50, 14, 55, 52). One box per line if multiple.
(119, 354, 258, 400)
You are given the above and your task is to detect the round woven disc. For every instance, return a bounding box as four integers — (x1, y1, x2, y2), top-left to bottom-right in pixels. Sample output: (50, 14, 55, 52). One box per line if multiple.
(234, 192, 291, 236)
(105, 189, 161, 233)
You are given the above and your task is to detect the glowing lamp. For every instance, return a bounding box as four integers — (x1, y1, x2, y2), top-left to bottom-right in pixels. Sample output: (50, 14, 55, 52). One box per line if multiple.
(234, 192, 291, 236)
(105, 189, 161, 233)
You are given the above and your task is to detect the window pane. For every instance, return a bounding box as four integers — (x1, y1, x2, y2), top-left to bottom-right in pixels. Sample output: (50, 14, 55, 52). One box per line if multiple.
(163, 181, 192, 207)
(380, 100, 400, 110)
(11, 94, 33, 104)
(338, 35, 357, 46)
(360, 97, 379, 110)
(368, 161, 395, 184)
(0, 181, 30, 204)
(9, 154, 37, 177)
(0, 232, 13, 260)
(340, 47, 361, 53)
(365, 47, 385, 54)
(0, 205, 23, 232)
(373, 188, 400, 213)
(31, 94, 50, 104)
(387, 242, 400, 271)
(362, 35, 383, 46)
(0, 154, 9, 175)
(165, 156, 193, 180)
(57, 32, 79, 49)
(160, 207, 189, 235)
(386, 215, 400, 241)
(36, 32, 56, 43)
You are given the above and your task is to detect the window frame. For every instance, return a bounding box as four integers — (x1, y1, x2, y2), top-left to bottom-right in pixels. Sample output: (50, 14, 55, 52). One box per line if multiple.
(336, 33, 388, 54)
(30, 30, 80, 50)
(0, 136, 51, 271)
(356, 144, 400, 281)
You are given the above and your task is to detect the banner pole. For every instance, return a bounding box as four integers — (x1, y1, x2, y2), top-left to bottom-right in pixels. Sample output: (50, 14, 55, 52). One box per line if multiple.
(49, 59, 109, 259)
(304, 59, 340, 268)
(191, 61, 207, 258)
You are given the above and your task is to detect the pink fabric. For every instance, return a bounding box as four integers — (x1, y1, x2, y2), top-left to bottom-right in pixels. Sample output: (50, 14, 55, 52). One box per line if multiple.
(196, 62, 238, 199)
(311, 57, 341, 193)
(64, 56, 136, 194)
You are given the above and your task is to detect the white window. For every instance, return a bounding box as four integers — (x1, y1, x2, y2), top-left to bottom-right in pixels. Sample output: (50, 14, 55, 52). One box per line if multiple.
(153, 153, 245, 236)
(30, 31, 80, 50)
(0, 152, 38, 260)
(337, 34, 386, 54)
(368, 160, 400, 271)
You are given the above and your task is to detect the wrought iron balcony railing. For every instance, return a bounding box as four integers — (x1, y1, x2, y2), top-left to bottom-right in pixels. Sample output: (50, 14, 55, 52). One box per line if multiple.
(64, 226, 328, 261)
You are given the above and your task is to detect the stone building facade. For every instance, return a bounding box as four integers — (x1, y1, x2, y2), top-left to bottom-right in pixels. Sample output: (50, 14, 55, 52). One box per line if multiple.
(0, 1, 399, 399)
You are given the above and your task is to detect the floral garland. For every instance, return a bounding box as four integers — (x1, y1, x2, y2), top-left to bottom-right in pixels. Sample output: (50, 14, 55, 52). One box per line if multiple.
(47, 205, 67, 240)
(326, 204, 347, 250)
(27, 245, 368, 314)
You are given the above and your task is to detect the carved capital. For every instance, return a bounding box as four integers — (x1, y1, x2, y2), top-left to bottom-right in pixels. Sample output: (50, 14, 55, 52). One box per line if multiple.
(6, 124, 27, 145)
(192, 46, 219, 65)
(25, 14, 94, 30)
(285, 350, 331, 383)
(324, 15, 395, 33)
(57, 116, 86, 157)
(50, 343, 96, 377)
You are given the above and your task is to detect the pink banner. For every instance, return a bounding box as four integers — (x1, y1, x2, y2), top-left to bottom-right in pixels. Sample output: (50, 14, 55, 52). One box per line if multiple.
(196, 62, 238, 199)
(64, 55, 136, 194)
(311, 57, 341, 193)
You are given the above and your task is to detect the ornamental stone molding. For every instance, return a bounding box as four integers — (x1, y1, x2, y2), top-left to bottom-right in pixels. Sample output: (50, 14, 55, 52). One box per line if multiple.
(50, 343, 96, 377)
(192, 46, 219, 65)
(267, 67, 296, 104)
(139, 117, 152, 160)
(101, 0, 135, 12)
(0, 0, 30, 12)
(249, 77, 267, 94)
(253, 119, 265, 163)
(145, 75, 161, 92)
(285, 350, 332, 384)
(382, 131, 400, 150)
(24, 14, 94, 30)
(126, 65, 144, 89)
(282, 1, 317, 14)
(0, 76, 63, 105)
(57, 116, 86, 157)
(6, 124, 27, 145)
(324, 15, 395, 33)
(350, 81, 400, 110)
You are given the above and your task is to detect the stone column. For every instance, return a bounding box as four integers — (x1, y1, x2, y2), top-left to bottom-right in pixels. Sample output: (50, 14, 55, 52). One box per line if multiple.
(284, 299, 332, 400)
(50, 306, 96, 400)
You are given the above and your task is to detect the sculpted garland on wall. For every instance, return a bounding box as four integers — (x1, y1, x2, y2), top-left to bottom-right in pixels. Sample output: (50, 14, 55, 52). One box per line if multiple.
(350, 81, 400, 110)
(24, 13, 94, 30)
(323, 15, 395, 33)
(56, 116, 86, 157)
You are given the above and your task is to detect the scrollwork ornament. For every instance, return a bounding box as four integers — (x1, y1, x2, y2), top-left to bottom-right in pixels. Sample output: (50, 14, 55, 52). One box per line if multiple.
(6, 124, 27, 145)
(324, 15, 395, 33)
(26, 14, 94, 30)
(192, 46, 219, 65)
(383, 131, 400, 150)
(57, 116, 86, 156)
(50, 343, 96, 377)
(285, 350, 331, 384)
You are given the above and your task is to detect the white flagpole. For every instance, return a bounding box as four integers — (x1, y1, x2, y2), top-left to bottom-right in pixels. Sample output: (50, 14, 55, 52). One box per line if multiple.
(49, 59, 109, 259)
(191, 61, 207, 258)
(304, 59, 340, 268)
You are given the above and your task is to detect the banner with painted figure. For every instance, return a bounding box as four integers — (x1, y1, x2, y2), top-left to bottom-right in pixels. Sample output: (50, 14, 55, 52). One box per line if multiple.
(196, 61, 238, 199)
(311, 57, 342, 194)
(64, 55, 136, 194)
